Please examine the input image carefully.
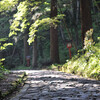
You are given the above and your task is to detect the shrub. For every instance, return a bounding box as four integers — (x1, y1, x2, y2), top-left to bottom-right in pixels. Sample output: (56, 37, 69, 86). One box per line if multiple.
(61, 30, 100, 80)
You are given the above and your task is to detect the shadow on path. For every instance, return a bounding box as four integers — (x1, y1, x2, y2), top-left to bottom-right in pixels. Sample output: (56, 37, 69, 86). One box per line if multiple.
(12, 70, 100, 100)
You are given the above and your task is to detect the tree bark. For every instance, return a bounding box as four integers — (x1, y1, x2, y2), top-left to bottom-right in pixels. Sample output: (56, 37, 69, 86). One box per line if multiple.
(24, 34, 29, 58)
(50, 0, 60, 63)
(39, 38, 43, 58)
(76, 0, 80, 25)
(72, 0, 79, 45)
(32, 37, 38, 68)
(23, 25, 31, 66)
(80, 0, 92, 46)
(23, 33, 30, 66)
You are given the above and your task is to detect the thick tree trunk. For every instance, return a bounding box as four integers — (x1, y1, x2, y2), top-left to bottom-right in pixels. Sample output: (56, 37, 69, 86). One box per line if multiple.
(80, 0, 92, 46)
(76, 0, 80, 25)
(39, 38, 43, 58)
(50, 0, 60, 63)
(32, 37, 38, 68)
(24, 33, 30, 66)
(72, 0, 79, 45)
(24, 34, 29, 58)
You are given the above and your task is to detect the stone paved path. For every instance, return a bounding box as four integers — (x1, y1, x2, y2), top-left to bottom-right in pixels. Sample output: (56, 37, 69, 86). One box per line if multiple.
(11, 70, 100, 100)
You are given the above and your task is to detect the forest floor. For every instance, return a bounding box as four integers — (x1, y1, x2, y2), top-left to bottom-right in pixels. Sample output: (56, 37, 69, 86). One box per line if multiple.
(0, 70, 100, 100)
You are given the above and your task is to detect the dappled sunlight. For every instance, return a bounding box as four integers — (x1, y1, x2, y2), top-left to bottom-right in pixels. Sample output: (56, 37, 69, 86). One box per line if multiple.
(0, 0, 100, 99)
(10, 70, 100, 100)
(61, 30, 100, 80)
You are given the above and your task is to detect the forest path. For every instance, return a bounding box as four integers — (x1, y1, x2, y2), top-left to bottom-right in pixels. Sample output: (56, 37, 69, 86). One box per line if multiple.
(10, 70, 100, 100)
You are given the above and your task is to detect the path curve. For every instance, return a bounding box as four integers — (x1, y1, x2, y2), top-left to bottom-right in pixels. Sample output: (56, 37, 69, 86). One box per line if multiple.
(11, 70, 100, 100)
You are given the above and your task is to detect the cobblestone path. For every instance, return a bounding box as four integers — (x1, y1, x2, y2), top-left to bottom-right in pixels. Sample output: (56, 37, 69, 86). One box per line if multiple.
(11, 70, 100, 100)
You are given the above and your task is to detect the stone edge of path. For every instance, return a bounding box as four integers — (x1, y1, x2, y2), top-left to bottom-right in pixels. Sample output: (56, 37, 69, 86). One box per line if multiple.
(0, 71, 27, 100)
(10, 84, 30, 100)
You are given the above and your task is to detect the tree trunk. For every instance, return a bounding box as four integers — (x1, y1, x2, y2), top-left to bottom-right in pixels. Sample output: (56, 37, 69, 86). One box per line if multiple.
(80, 0, 92, 46)
(76, 0, 80, 25)
(39, 38, 43, 58)
(50, 0, 60, 63)
(72, 0, 79, 45)
(24, 34, 30, 66)
(32, 37, 38, 68)
(24, 34, 29, 58)
(23, 24, 32, 66)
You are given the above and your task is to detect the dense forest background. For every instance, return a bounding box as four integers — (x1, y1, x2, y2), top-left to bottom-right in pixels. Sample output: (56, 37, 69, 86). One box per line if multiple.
(0, 0, 100, 73)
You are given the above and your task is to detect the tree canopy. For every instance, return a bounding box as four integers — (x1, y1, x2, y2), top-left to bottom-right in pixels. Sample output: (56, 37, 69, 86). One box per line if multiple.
(0, 0, 100, 73)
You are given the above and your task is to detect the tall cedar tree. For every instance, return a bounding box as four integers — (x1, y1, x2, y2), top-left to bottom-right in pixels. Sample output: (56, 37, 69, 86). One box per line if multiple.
(80, 0, 92, 46)
(72, 0, 80, 45)
(50, 0, 60, 63)
(32, 37, 38, 68)
(24, 28, 30, 65)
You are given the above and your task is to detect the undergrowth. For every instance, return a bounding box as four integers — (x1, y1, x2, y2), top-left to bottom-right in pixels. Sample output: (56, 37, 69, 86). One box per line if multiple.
(61, 29, 100, 80)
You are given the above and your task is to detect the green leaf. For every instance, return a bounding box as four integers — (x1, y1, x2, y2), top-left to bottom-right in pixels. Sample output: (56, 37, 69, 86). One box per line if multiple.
(0, 38, 8, 42)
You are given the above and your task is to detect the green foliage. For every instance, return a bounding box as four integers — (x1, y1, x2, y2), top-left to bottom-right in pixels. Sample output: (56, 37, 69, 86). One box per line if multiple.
(9, 0, 47, 38)
(9, 0, 32, 37)
(83, 29, 96, 58)
(94, 0, 100, 6)
(0, 38, 7, 42)
(62, 31, 100, 80)
(84, 29, 94, 50)
(0, 0, 18, 15)
(0, 43, 13, 51)
(0, 58, 9, 79)
(28, 14, 65, 44)
(0, 38, 13, 51)
(0, 58, 5, 79)
(7, 0, 65, 45)
(0, 38, 12, 79)
(0, 0, 100, 72)
(97, 37, 100, 42)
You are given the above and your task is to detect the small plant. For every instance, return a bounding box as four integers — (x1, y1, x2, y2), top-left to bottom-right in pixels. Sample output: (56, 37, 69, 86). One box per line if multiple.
(84, 29, 95, 50)
(83, 29, 95, 57)
(61, 30, 100, 80)
(97, 37, 100, 42)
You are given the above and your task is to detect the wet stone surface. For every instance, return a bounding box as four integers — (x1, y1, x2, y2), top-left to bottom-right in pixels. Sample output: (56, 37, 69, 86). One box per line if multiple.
(11, 70, 100, 100)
